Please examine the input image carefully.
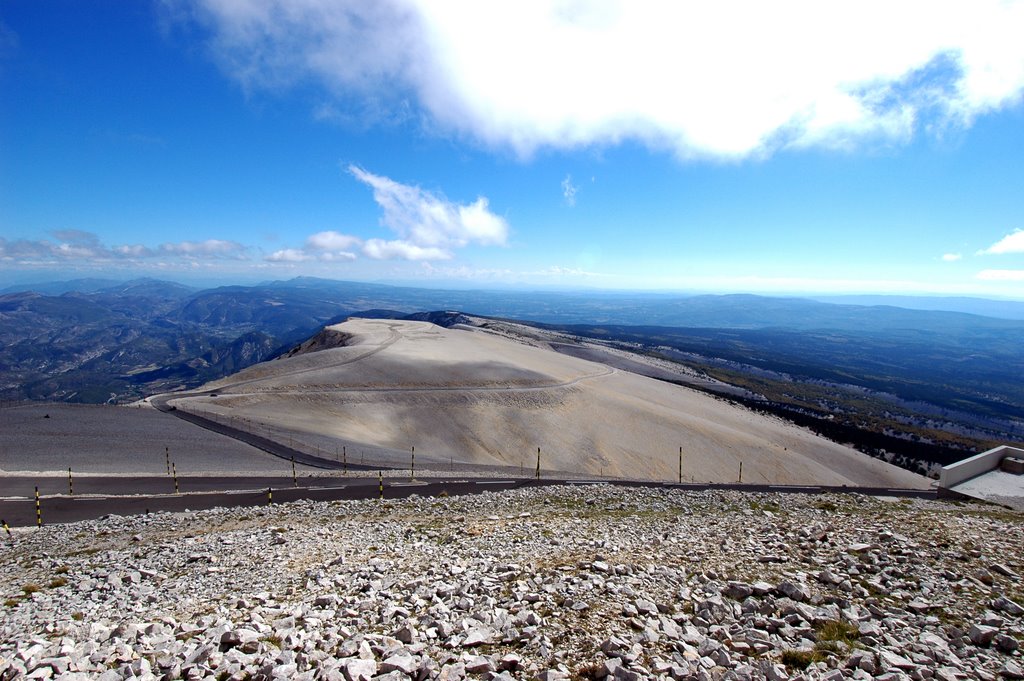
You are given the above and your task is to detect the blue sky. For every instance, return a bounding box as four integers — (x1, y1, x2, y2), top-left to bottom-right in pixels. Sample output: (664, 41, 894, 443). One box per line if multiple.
(2, 1, 1024, 297)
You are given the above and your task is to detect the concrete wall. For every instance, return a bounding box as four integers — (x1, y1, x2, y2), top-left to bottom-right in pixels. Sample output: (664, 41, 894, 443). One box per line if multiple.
(940, 445, 1024, 488)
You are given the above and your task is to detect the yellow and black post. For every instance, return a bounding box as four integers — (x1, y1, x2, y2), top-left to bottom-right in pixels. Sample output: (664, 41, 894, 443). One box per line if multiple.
(410, 446, 415, 482)
(165, 446, 170, 475)
(378, 471, 384, 500)
(738, 461, 743, 484)
(535, 447, 541, 480)
(291, 455, 297, 487)
(68, 467, 74, 496)
(267, 487, 273, 505)
(34, 486, 41, 528)
(1, 519, 11, 542)
(343, 446, 347, 476)
(172, 463, 179, 495)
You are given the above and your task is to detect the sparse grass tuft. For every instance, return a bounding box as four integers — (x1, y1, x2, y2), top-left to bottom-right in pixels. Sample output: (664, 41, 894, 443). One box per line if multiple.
(781, 649, 822, 670)
(817, 619, 860, 646)
(21, 583, 41, 596)
(54, 565, 70, 575)
(48, 577, 68, 589)
(4, 598, 19, 608)
(71, 611, 84, 621)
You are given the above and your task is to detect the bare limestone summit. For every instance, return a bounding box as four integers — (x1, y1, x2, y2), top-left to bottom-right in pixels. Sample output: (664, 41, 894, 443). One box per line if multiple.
(169, 317, 929, 488)
(1, 485, 1022, 680)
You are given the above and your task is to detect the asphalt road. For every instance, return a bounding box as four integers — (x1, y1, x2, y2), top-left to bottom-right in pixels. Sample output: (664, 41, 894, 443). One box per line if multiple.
(0, 475, 348, 497)
(0, 476, 937, 527)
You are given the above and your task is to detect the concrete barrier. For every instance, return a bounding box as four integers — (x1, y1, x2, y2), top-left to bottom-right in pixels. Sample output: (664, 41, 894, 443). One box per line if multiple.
(940, 445, 1024, 488)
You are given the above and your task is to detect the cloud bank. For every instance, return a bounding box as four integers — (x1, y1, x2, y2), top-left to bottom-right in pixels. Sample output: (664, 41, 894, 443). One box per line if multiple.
(182, 0, 1024, 158)
(349, 165, 508, 260)
(0, 232, 247, 265)
(264, 168, 509, 263)
(978, 229, 1024, 255)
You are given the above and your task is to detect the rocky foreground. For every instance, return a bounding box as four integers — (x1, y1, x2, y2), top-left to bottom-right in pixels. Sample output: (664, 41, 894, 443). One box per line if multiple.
(1, 485, 1022, 681)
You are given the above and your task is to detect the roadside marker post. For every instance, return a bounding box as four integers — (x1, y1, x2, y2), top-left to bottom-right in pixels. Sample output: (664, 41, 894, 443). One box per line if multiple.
(378, 471, 384, 500)
(291, 455, 297, 487)
(739, 461, 743, 484)
(678, 446, 682, 485)
(1, 519, 11, 542)
(34, 486, 41, 528)
(267, 487, 273, 505)
(410, 446, 415, 482)
(68, 467, 73, 496)
(535, 447, 541, 480)
(343, 446, 347, 476)
(165, 447, 170, 476)
(172, 463, 179, 495)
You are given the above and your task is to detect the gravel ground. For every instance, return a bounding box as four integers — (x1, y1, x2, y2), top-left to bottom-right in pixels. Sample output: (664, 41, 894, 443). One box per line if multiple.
(1, 485, 1022, 680)
(0, 405, 312, 474)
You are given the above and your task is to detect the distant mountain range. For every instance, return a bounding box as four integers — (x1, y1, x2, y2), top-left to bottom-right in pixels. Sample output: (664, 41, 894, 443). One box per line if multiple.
(2, 277, 1023, 430)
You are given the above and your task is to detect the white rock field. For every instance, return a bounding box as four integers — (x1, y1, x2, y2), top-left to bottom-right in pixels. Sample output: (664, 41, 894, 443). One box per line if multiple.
(2, 485, 1022, 680)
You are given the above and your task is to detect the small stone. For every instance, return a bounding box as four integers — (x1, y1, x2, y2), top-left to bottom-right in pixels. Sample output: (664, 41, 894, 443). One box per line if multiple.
(463, 655, 493, 674)
(1002, 661, 1024, 680)
(990, 563, 1018, 578)
(462, 627, 495, 647)
(635, 599, 658, 616)
(380, 653, 418, 676)
(375, 672, 407, 681)
(498, 654, 522, 671)
(969, 624, 999, 647)
(777, 580, 810, 602)
(438, 663, 466, 681)
(879, 650, 917, 671)
(535, 671, 568, 681)
(995, 633, 1020, 653)
(723, 582, 753, 600)
(817, 570, 842, 585)
(907, 599, 933, 614)
(993, 596, 1024, 616)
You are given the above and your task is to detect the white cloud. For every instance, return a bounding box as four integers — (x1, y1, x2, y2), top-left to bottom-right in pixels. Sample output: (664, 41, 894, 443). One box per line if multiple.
(114, 244, 154, 257)
(941, 253, 962, 262)
(259, 170, 508, 263)
(977, 269, 1024, 281)
(978, 229, 1024, 255)
(158, 239, 247, 258)
(561, 174, 578, 206)
(349, 165, 508, 259)
(363, 238, 451, 261)
(306, 230, 361, 251)
(0, 233, 247, 263)
(263, 231, 362, 262)
(183, 0, 1024, 159)
(266, 248, 312, 262)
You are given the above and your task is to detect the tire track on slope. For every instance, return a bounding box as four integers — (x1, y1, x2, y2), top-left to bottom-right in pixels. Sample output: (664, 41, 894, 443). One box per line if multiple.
(204, 365, 617, 399)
